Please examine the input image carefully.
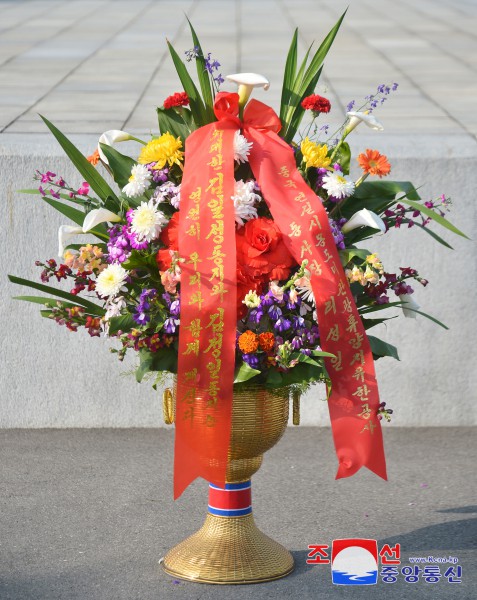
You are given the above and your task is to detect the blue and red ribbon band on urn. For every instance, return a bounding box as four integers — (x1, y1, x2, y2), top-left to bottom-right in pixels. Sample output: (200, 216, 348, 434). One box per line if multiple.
(174, 92, 387, 499)
(208, 481, 252, 517)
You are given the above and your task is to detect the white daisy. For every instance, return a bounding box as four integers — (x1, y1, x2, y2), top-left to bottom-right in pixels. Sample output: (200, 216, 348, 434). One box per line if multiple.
(322, 172, 355, 200)
(234, 130, 253, 164)
(294, 274, 316, 305)
(122, 164, 151, 198)
(232, 179, 261, 226)
(96, 264, 128, 298)
(130, 199, 168, 242)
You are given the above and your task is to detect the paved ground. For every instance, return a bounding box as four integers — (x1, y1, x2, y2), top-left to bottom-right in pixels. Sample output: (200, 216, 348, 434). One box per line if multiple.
(0, 0, 476, 139)
(0, 428, 475, 599)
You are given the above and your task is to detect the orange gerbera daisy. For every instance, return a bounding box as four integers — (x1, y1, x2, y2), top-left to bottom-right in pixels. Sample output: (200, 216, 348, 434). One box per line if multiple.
(357, 149, 391, 177)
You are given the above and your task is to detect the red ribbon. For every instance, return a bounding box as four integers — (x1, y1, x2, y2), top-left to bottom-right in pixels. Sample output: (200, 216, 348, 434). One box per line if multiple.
(175, 93, 386, 499)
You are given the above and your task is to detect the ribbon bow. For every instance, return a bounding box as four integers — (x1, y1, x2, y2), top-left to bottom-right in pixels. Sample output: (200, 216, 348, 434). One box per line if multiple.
(174, 93, 387, 499)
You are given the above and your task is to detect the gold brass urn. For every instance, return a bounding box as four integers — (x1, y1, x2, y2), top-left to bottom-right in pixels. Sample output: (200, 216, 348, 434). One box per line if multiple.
(161, 384, 300, 584)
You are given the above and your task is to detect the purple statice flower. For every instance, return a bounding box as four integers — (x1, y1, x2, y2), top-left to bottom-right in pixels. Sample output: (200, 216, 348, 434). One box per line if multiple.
(249, 307, 264, 324)
(107, 225, 131, 263)
(146, 164, 169, 183)
(261, 292, 275, 308)
(329, 218, 346, 250)
(291, 315, 305, 329)
(214, 73, 224, 86)
(327, 195, 341, 204)
(346, 100, 355, 112)
(162, 292, 172, 307)
(268, 305, 282, 320)
(242, 353, 260, 369)
(291, 336, 303, 350)
(170, 299, 180, 317)
(163, 317, 178, 333)
(319, 124, 329, 135)
(133, 288, 157, 326)
(153, 181, 181, 209)
(185, 46, 200, 61)
(205, 52, 220, 74)
(300, 348, 312, 356)
(316, 167, 328, 186)
(333, 163, 342, 172)
(274, 317, 291, 333)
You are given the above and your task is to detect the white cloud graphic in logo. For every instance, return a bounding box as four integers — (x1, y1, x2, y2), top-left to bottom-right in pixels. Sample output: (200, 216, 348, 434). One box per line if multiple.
(332, 546, 378, 584)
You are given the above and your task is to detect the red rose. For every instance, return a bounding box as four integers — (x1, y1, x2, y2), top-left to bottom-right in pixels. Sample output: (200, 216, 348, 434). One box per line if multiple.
(163, 92, 189, 110)
(301, 94, 331, 113)
(236, 217, 296, 281)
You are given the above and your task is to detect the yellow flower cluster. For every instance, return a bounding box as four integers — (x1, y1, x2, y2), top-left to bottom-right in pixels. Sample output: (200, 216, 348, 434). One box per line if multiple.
(64, 244, 105, 273)
(300, 138, 331, 169)
(138, 132, 184, 170)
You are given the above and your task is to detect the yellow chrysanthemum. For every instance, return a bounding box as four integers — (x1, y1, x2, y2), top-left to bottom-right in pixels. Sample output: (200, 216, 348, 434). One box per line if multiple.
(138, 133, 184, 170)
(300, 138, 331, 169)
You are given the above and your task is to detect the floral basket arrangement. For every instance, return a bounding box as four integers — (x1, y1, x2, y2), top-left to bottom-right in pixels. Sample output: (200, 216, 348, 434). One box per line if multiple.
(9, 14, 466, 584)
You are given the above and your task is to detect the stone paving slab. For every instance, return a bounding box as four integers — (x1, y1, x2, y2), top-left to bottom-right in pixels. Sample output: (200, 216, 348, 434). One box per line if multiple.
(0, 428, 475, 599)
(0, 0, 476, 143)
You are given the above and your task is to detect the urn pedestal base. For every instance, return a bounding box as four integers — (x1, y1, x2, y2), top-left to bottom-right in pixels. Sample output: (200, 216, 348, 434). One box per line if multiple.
(162, 512, 294, 584)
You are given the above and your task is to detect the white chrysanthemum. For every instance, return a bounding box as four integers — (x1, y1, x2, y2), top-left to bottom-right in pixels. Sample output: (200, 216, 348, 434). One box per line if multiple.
(122, 164, 151, 198)
(322, 171, 355, 200)
(232, 179, 261, 226)
(130, 199, 168, 242)
(96, 264, 128, 298)
(234, 130, 253, 164)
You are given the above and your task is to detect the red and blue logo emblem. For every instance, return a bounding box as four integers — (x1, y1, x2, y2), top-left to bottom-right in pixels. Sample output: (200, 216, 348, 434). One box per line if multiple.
(331, 539, 378, 585)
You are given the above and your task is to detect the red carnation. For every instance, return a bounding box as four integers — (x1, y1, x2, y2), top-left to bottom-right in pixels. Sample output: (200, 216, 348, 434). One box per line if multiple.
(301, 94, 331, 113)
(163, 92, 190, 110)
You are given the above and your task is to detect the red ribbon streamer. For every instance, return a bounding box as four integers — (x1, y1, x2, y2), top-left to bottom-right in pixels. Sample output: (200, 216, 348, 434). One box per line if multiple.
(175, 93, 387, 499)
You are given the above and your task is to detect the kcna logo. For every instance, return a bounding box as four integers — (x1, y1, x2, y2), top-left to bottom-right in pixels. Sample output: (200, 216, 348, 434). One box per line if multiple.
(331, 539, 378, 585)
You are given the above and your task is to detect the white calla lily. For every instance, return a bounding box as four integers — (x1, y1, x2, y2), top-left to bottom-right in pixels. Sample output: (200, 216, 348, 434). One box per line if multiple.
(226, 73, 270, 107)
(58, 225, 83, 258)
(82, 208, 121, 233)
(97, 130, 133, 164)
(399, 293, 420, 318)
(341, 209, 386, 234)
(345, 111, 384, 135)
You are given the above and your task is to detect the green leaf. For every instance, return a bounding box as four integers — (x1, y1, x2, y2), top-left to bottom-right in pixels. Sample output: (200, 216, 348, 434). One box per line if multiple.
(404, 219, 453, 249)
(8, 275, 102, 314)
(136, 348, 177, 382)
(399, 198, 468, 239)
(122, 250, 158, 273)
(42, 197, 109, 241)
(40, 115, 118, 203)
(368, 335, 400, 361)
(234, 362, 261, 383)
(186, 18, 215, 123)
(99, 143, 136, 189)
(353, 180, 421, 202)
(298, 9, 347, 97)
(157, 107, 192, 140)
(167, 40, 207, 126)
(283, 67, 322, 143)
(339, 247, 370, 266)
(280, 28, 298, 123)
(401, 307, 449, 330)
(362, 316, 397, 329)
(333, 141, 350, 174)
(108, 313, 136, 336)
(13, 295, 104, 316)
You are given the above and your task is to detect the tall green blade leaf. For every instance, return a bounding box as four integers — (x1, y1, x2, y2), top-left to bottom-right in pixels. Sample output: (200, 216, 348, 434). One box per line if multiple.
(186, 18, 215, 123)
(280, 28, 298, 122)
(157, 107, 192, 140)
(167, 40, 207, 126)
(399, 198, 468, 239)
(13, 295, 104, 317)
(99, 143, 136, 189)
(282, 43, 312, 129)
(42, 197, 109, 241)
(283, 67, 322, 142)
(298, 9, 347, 96)
(8, 275, 103, 313)
(40, 116, 118, 202)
